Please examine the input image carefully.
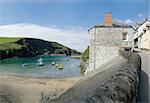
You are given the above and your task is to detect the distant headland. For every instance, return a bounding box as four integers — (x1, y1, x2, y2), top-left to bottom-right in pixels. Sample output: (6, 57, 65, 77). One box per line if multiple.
(0, 37, 81, 60)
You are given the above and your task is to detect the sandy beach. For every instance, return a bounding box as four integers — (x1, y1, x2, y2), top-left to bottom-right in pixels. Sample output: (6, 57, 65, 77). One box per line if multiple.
(0, 75, 82, 103)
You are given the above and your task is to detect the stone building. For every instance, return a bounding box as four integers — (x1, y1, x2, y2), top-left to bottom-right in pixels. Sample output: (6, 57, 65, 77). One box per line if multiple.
(88, 13, 135, 71)
(134, 19, 150, 50)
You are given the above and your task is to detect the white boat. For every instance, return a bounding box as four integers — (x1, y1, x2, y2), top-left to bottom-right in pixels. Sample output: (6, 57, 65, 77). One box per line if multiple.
(37, 58, 44, 66)
(55, 64, 59, 67)
(59, 64, 64, 70)
(22, 63, 28, 67)
(52, 61, 55, 65)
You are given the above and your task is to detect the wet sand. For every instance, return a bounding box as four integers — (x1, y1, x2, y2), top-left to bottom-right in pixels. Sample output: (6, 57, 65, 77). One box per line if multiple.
(0, 75, 81, 103)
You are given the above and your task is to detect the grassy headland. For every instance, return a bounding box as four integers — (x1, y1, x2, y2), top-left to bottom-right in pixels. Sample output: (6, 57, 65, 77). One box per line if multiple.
(0, 37, 81, 59)
(0, 37, 23, 44)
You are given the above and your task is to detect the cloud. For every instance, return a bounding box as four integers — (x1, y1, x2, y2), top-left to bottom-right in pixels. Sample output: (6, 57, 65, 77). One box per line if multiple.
(115, 18, 135, 25)
(124, 19, 134, 25)
(138, 13, 143, 18)
(0, 23, 88, 52)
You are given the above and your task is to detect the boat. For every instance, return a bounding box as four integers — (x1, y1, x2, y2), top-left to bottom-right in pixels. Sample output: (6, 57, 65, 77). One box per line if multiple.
(22, 63, 28, 67)
(55, 64, 59, 67)
(52, 61, 55, 65)
(37, 58, 44, 66)
(59, 64, 64, 70)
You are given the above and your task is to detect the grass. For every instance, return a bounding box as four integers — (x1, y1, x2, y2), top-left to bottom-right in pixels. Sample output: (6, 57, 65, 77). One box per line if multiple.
(80, 46, 89, 74)
(0, 43, 24, 50)
(81, 46, 89, 62)
(51, 42, 69, 50)
(0, 37, 23, 44)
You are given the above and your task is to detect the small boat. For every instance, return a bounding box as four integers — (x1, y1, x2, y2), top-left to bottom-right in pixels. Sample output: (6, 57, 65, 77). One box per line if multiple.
(59, 64, 64, 70)
(22, 63, 28, 67)
(52, 61, 55, 65)
(55, 64, 59, 67)
(37, 58, 44, 66)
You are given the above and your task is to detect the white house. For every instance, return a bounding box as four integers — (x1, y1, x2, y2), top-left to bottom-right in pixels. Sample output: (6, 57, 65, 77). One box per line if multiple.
(134, 19, 150, 50)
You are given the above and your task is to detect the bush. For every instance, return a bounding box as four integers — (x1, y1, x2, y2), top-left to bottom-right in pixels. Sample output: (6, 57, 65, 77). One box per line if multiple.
(80, 46, 89, 74)
(81, 46, 89, 62)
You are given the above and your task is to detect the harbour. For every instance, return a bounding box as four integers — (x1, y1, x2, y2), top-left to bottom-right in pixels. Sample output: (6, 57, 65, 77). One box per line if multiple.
(0, 56, 81, 78)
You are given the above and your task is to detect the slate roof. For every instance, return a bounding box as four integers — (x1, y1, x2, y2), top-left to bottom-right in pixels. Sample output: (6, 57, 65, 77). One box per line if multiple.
(88, 20, 134, 31)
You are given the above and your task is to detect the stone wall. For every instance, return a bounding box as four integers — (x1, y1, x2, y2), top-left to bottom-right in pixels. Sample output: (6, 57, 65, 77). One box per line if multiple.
(40, 51, 141, 103)
(87, 51, 141, 103)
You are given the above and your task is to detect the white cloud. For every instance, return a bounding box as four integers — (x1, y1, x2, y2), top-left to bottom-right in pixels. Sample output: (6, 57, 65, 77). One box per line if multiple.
(0, 23, 88, 52)
(115, 18, 134, 25)
(124, 19, 134, 25)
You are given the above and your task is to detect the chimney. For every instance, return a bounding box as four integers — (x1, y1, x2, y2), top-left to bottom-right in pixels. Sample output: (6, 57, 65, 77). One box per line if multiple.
(104, 12, 113, 26)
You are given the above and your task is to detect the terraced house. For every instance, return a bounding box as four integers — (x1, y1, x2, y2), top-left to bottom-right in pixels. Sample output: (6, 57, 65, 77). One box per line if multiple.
(134, 19, 150, 51)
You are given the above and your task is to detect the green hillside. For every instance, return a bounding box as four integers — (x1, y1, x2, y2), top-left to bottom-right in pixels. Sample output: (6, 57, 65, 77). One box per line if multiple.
(0, 37, 23, 44)
(0, 37, 81, 59)
(0, 43, 23, 50)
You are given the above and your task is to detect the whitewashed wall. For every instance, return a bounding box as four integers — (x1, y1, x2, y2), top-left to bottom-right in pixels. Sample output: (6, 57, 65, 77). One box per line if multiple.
(136, 21, 150, 50)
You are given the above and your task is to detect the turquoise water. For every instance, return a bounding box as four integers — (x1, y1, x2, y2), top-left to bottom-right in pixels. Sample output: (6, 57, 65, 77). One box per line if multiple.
(0, 56, 81, 77)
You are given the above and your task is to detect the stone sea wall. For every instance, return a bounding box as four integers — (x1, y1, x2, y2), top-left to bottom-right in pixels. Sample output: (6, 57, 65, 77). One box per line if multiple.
(87, 51, 141, 103)
(41, 51, 141, 103)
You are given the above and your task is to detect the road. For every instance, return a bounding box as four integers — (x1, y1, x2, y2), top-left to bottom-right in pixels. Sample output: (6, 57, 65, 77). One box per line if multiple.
(137, 53, 150, 103)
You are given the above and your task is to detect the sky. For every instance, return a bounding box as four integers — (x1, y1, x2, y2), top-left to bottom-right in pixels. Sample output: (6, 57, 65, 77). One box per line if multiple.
(0, 0, 149, 52)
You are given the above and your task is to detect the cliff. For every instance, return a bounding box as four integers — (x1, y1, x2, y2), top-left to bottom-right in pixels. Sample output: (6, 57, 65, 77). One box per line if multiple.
(0, 37, 81, 59)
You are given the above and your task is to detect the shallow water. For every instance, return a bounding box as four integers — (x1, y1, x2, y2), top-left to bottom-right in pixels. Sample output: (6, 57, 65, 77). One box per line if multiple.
(0, 56, 81, 77)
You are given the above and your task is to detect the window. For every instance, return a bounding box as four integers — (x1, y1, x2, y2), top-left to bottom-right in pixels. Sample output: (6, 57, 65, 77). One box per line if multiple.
(143, 28, 146, 33)
(122, 32, 128, 41)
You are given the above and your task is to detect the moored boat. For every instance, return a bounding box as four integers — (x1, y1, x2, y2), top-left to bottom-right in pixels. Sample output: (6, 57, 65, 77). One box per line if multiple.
(52, 61, 55, 65)
(59, 64, 64, 70)
(22, 63, 29, 67)
(55, 64, 59, 67)
(37, 58, 44, 66)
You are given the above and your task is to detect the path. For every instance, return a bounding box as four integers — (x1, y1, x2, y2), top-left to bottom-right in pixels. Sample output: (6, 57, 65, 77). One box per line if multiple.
(137, 53, 150, 103)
